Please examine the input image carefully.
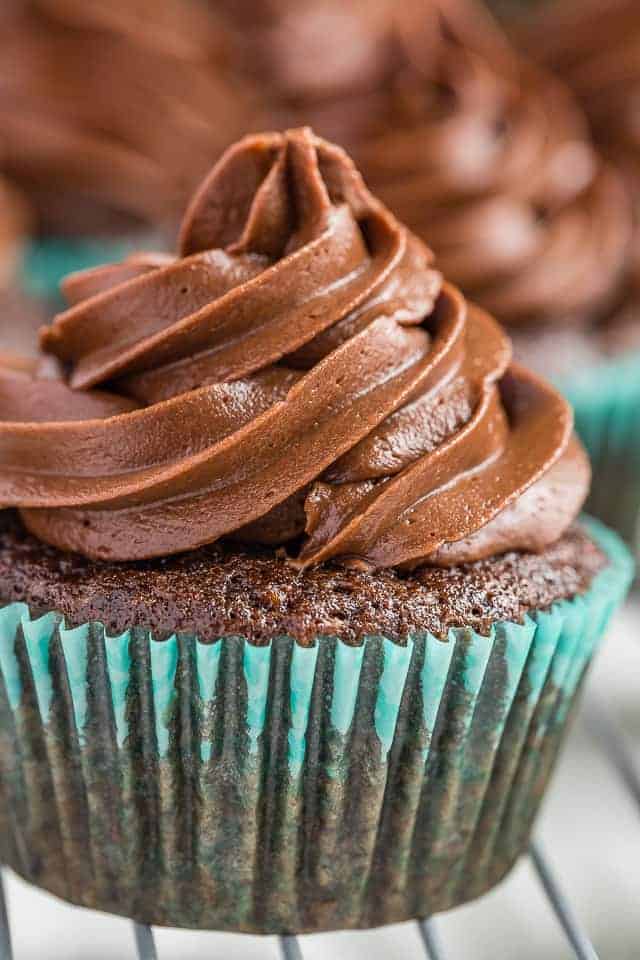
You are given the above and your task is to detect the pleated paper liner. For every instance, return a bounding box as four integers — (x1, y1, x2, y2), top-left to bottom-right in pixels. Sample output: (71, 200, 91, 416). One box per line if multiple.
(563, 353, 640, 558)
(0, 518, 632, 934)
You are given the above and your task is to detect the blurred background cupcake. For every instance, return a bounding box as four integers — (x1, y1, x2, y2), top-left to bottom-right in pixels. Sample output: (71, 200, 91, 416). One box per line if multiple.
(216, 0, 625, 341)
(506, 0, 640, 550)
(0, 0, 258, 303)
(213, 0, 640, 551)
(512, 0, 640, 329)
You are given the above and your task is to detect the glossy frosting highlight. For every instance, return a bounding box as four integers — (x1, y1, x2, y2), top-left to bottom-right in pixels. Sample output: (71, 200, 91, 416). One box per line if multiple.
(0, 129, 588, 568)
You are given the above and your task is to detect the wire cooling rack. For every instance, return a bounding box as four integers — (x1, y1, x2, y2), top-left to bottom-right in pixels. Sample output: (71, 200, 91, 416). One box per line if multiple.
(0, 621, 637, 959)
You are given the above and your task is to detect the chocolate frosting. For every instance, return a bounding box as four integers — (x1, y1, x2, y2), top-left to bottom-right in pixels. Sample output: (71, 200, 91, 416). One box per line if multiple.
(0, 129, 589, 568)
(219, 0, 396, 105)
(0, 0, 256, 231)
(521, 0, 640, 175)
(238, 0, 632, 331)
(517, 0, 640, 325)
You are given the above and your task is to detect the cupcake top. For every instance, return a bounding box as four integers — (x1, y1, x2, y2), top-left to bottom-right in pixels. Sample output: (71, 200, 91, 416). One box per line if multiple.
(0, 129, 589, 570)
(237, 0, 631, 333)
(0, 0, 255, 233)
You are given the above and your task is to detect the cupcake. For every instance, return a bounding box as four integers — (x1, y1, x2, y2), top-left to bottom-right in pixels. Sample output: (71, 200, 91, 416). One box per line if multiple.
(511, 0, 640, 548)
(0, 129, 632, 933)
(223, 1, 625, 330)
(0, 0, 257, 298)
(227, 0, 640, 550)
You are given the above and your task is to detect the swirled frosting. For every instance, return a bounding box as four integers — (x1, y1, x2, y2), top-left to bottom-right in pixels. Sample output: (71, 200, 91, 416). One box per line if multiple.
(0, 129, 589, 568)
(237, 0, 631, 331)
(520, 0, 640, 183)
(0, 0, 255, 231)
(517, 0, 640, 331)
(218, 0, 395, 106)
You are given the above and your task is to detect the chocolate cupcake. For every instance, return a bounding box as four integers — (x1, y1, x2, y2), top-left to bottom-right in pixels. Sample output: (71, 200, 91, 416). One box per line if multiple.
(511, 0, 640, 549)
(0, 129, 632, 933)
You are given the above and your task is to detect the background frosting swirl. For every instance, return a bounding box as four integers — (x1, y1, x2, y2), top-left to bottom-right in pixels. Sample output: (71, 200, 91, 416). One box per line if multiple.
(236, 0, 632, 332)
(515, 0, 640, 331)
(0, 129, 588, 567)
(0, 0, 255, 231)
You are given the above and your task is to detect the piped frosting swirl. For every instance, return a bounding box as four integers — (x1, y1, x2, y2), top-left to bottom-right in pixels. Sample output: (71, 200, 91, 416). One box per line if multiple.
(0, 129, 589, 568)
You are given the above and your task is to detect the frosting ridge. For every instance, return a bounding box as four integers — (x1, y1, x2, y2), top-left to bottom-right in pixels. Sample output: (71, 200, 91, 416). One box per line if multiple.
(0, 129, 588, 567)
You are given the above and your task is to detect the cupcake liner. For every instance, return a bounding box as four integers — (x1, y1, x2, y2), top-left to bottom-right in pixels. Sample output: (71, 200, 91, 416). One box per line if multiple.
(20, 236, 166, 305)
(0, 518, 632, 934)
(562, 352, 640, 557)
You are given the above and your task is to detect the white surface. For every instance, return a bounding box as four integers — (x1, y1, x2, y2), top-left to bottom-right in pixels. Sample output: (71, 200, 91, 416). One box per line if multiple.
(6, 596, 640, 959)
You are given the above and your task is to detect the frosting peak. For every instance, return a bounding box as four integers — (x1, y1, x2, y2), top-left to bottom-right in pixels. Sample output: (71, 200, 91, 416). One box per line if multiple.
(0, 129, 588, 568)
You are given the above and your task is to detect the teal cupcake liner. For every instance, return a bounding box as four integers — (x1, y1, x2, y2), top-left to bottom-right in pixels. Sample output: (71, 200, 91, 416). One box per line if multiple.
(562, 353, 640, 558)
(20, 236, 166, 305)
(0, 519, 632, 934)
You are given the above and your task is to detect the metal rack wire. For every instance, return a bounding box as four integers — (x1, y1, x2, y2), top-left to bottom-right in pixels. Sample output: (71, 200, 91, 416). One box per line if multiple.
(0, 699, 637, 960)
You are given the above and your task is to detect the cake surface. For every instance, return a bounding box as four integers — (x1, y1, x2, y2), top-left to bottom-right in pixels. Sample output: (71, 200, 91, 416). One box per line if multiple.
(0, 513, 605, 643)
